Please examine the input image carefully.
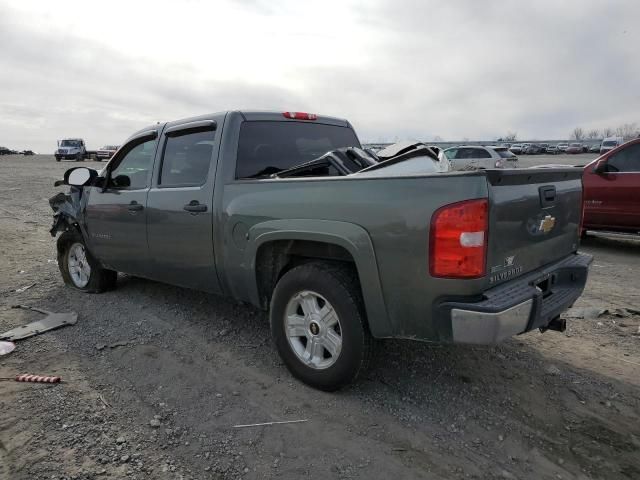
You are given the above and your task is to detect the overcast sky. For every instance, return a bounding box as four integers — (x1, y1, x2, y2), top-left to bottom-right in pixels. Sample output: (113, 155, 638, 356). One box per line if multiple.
(1, 0, 638, 152)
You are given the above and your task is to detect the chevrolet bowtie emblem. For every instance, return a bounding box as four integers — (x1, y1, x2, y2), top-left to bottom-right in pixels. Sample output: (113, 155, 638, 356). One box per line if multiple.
(539, 215, 556, 234)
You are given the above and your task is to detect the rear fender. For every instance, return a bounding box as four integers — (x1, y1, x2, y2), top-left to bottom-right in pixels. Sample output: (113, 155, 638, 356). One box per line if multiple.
(243, 219, 392, 338)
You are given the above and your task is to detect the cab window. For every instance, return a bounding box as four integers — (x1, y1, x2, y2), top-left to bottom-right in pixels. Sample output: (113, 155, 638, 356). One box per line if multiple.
(607, 144, 640, 172)
(159, 130, 215, 187)
(109, 138, 157, 189)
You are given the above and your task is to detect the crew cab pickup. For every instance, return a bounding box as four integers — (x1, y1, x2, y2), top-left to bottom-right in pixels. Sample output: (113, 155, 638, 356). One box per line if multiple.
(583, 138, 640, 235)
(50, 111, 592, 391)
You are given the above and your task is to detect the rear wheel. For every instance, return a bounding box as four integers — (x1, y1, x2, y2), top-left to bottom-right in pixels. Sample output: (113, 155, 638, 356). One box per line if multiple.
(58, 231, 117, 293)
(270, 262, 373, 391)
(75, 152, 83, 162)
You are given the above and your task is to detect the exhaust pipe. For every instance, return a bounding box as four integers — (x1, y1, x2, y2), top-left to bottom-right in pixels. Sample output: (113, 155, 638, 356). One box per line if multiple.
(540, 316, 566, 333)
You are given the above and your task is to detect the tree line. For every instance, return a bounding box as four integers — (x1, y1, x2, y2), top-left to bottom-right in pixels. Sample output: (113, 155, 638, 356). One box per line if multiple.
(571, 123, 639, 141)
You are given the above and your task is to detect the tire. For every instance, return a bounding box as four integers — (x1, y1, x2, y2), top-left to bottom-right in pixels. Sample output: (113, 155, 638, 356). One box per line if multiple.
(55, 156, 61, 162)
(270, 262, 373, 391)
(76, 153, 83, 162)
(57, 230, 117, 293)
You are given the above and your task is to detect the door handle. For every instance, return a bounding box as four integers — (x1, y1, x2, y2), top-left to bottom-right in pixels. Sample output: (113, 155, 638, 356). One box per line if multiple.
(183, 201, 207, 213)
(128, 201, 144, 212)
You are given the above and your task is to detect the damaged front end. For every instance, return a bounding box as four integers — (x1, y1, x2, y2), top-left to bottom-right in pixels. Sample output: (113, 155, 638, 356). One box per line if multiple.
(49, 166, 97, 237)
(49, 187, 84, 237)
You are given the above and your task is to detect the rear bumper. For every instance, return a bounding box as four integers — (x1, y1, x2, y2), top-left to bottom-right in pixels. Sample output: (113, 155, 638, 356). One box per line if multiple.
(437, 253, 593, 344)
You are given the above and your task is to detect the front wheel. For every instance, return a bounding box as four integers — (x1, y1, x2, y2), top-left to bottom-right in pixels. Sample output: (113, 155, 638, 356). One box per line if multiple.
(58, 231, 117, 293)
(270, 262, 373, 391)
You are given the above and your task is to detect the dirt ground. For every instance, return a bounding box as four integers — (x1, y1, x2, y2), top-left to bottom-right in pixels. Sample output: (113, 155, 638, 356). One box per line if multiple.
(1, 154, 639, 480)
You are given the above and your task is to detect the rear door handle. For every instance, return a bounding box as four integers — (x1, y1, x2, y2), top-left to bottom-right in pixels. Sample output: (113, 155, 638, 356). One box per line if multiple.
(128, 201, 144, 212)
(183, 201, 207, 213)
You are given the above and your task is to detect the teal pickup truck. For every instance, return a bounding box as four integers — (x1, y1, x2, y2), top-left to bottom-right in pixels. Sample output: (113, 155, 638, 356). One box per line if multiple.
(50, 111, 592, 390)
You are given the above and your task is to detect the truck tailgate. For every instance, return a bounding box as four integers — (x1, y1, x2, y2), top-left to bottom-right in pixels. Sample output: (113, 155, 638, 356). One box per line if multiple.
(485, 168, 583, 287)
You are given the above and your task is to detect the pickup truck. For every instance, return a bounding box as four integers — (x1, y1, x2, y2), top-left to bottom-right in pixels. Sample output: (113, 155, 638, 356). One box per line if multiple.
(49, 110, 592, 391)
(583, 138, 640, 235)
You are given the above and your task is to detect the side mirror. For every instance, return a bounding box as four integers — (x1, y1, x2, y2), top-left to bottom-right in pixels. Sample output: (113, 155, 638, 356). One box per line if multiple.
(65, 167, 97, 186)
(594, 160, 607, 174)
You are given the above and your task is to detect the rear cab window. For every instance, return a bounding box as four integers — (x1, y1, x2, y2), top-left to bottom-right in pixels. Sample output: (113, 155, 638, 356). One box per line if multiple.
(235, 121, 361, 179)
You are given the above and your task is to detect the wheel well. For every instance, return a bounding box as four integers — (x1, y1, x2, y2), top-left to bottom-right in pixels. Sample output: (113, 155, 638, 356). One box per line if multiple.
(56, 227, 82, 257)
(255, 240, 357, 310)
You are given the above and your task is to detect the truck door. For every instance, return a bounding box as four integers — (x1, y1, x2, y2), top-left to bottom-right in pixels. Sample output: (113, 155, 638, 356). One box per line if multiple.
(84, 130, 158, 275)
(145, 119, 222, 293)
(592, 142, 640, 230)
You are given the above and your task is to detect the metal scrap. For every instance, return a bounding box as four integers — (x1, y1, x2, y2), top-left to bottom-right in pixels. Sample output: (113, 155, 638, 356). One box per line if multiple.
(1, 305, 78, 341)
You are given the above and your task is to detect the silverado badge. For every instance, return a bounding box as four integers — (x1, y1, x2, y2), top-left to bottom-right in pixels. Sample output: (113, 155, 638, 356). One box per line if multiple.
(538, 215, 556, 234)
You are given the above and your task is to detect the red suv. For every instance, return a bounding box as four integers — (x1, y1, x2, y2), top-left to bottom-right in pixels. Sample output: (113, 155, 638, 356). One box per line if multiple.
(582, 138, 640, 234)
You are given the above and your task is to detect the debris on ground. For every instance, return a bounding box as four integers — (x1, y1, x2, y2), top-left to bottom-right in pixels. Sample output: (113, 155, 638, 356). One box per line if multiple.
(0, 340, 16, 356)
(1, 305, 78, 341)
(14, 283, 36, 293)
(0, 374, 62, 383)
(232, 419, 308, 428)
(96, 340, 133, 351)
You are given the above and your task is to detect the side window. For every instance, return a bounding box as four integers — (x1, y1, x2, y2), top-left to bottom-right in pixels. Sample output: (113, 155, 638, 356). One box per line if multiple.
(109, 138, 157, 190)
(444, 149, 457, 159)
(475, 148, 492, 159)
(454, 148, 468, 159)
(159, 130, 215, 187)
(608, 144, 640, 172)
(455, 148, 477, 159)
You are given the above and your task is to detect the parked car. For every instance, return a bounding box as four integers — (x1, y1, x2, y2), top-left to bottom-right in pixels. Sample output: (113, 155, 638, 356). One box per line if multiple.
(96, 145, 119, 161)
(546, 145, 559, 155)
(557, 143, 569, 152)
(600, 136, 624, 155)
(566, 143, 583, 154)
(520, 143, 532, 154)
(525, 144, 542, 155)
(444, 145, 518, 169)
(589, 144, 601, 153)
(22, 150, 35, 155)
(509, 144, 524, 154)
(539, 143, 550, 153)
(0, 146, 12, 155)
(583, 138, 640, 235)
(49, 110, 591, 391)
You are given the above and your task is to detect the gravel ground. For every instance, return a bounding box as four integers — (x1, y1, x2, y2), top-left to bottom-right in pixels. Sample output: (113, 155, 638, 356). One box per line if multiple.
(1, 154, 639, 480)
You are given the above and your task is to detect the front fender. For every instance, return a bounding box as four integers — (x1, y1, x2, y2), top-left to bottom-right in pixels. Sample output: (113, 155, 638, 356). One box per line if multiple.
(241, 219, 392, 338)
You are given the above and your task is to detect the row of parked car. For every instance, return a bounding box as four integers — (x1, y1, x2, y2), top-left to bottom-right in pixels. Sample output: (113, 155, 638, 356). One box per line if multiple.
(507, 136, 624, 155)
(0, 147, 35, 155)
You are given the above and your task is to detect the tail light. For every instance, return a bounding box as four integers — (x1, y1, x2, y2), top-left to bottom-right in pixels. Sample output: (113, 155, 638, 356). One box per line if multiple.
(282, 112, 317, 120)
(429, 199, 488, 278)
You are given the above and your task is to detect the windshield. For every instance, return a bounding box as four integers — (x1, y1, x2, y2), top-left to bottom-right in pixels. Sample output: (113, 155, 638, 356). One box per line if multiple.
(60, 140, 80, 147)
(236, 121, 360, 178)
(570, 143, 581, 147)
(602, 141, 617, 147)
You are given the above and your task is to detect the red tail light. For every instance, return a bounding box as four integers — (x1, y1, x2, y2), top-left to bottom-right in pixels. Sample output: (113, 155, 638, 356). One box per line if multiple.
(429, 199, 488, 278)
(282, 112, 317, 120)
